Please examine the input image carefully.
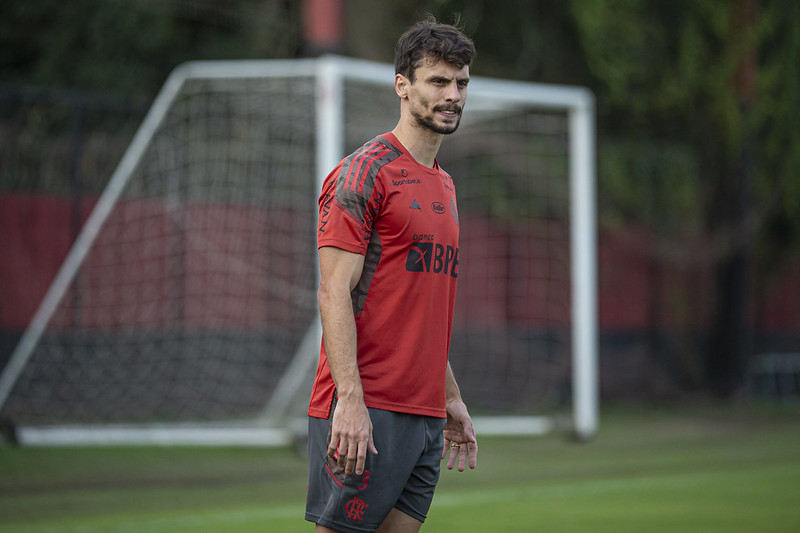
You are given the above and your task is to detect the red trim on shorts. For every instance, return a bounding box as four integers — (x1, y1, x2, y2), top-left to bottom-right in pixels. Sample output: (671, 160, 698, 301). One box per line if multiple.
(324, 463, 344, 488)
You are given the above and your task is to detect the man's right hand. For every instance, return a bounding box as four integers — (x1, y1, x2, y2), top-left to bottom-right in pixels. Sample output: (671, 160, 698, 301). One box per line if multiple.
(327, 396, 379, 475)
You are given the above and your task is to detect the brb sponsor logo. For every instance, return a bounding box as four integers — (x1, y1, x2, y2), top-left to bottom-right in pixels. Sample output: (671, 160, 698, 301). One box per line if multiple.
(405, 242, 458, 278)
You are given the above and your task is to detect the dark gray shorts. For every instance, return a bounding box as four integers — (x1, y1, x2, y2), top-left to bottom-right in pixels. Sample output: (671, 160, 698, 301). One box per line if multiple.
(305, 406, 446, 533)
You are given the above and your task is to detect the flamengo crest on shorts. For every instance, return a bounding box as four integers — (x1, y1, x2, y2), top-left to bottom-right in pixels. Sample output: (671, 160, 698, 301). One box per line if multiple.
(345, 496, 368, 521)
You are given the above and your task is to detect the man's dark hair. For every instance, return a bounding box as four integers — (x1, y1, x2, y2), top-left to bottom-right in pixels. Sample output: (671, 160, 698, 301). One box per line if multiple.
(394, 16, 476, 83)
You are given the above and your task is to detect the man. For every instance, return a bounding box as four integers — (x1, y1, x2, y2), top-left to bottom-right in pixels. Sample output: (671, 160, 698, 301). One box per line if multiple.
(305, 18, 478, 533)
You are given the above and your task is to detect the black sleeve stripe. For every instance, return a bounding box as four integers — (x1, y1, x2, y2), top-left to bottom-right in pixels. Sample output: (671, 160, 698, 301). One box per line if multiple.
(335, 137, 402, 221)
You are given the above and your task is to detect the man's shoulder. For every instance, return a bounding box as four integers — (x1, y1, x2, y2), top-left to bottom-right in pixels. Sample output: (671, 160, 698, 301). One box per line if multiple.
(345, 134, 403, 164)
(338, 134, 405, 192)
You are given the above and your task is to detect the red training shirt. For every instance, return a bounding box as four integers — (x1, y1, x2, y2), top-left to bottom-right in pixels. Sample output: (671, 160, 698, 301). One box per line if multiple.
(308, 132, 460, 419)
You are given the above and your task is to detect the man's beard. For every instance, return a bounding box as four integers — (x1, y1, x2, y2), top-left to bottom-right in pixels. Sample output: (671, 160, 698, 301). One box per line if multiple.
(412, 103, 463, 135)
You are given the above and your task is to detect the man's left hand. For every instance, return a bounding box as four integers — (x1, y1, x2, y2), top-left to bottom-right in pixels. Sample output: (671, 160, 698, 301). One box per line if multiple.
(441, 399, 478, 471)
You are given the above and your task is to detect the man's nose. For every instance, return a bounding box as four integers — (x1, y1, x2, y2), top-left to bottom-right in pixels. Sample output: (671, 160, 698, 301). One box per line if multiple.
(445, 80, 462, 102)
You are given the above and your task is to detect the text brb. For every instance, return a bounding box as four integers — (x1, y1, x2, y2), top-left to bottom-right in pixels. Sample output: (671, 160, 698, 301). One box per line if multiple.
(405, 242, 459, 278)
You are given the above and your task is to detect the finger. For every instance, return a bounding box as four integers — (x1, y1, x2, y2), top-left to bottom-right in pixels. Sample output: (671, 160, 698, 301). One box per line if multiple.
(457, 444, 467, 472)
(354, 440, 369, 475)
(441, 438, 450, 460)
(344, 446, 357, 474)
(368, 429, 378, 456)
(355, 429, 377, 475)
(343, 435, 362, 474)
(337, 440, 350, 467)
(468, 440, 478, 469)
(446, 444, 459, 470)
(327, 436, 341, 460)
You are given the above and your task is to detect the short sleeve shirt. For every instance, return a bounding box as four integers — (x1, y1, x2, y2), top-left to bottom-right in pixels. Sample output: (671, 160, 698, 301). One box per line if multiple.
(308, 132, 460, 419)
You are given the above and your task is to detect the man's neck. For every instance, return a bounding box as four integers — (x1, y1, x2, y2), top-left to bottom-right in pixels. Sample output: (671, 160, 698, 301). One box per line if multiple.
(391, 121, 443, 168)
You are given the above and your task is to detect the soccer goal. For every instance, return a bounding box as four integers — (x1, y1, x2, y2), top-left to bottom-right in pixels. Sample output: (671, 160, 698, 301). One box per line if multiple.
(0, 56, 597, 446)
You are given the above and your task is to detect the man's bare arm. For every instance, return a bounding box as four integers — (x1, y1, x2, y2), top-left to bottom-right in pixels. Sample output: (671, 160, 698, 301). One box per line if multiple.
(317, 246, 377, 475)
(442, 361, 478, 471)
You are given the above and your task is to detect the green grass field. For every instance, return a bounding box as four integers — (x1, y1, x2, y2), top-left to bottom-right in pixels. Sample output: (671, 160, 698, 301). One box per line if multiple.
(2, 404, 799, 532)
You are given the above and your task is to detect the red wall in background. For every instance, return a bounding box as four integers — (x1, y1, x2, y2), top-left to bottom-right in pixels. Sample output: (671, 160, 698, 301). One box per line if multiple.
(2, 193, 798, 334)
(1, 194, 95, 329)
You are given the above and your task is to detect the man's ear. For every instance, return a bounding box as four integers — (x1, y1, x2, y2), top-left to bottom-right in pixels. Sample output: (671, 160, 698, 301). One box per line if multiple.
(394, 73, 409, 99)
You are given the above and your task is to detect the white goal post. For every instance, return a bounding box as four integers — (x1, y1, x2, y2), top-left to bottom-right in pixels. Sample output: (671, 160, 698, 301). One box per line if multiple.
(0, 55, 597, 445)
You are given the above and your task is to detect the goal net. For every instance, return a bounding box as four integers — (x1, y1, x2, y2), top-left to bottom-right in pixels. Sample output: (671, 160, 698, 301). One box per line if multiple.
(0, 56, 596, 445)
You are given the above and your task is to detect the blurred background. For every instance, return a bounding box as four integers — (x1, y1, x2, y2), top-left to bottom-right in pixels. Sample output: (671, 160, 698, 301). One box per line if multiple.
(1, 0, 798, 408)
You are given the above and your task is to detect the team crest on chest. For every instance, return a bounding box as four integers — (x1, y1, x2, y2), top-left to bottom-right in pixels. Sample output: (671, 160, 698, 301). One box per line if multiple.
(450, 198, 459, 225)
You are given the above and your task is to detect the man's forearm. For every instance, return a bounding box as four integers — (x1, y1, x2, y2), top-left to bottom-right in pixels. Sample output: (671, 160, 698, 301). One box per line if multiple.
(445, 361, 463, 404)
(318, 289, 363, 400)
(317, 246, 367, 401)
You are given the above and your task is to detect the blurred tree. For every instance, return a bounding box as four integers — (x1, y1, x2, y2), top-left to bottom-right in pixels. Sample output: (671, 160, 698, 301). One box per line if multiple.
(0, 0, 302, 97)
(752, 0, 800, 289)
(345, 0, 591, 86)
(569, 0, 800, 395)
